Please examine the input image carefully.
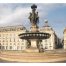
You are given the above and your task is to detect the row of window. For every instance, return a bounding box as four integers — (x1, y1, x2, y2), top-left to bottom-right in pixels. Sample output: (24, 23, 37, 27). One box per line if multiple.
(0, 46, 25, 50)
(0, 28, 24, 32)
(0, 43, 25, 45)
(0, 34, 18, 37)
(0, 39, 24, 42)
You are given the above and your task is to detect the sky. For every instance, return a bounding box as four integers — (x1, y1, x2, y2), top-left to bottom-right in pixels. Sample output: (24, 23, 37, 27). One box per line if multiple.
(0, 3, 66, 38)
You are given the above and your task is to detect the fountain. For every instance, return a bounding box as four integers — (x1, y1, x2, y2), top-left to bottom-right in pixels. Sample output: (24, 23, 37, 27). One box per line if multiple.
(19, 4, 51, 52)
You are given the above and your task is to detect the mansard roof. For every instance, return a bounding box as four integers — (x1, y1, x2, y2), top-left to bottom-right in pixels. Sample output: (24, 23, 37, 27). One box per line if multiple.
(63, 28, 66, 33)
(0, 25, 26, 32)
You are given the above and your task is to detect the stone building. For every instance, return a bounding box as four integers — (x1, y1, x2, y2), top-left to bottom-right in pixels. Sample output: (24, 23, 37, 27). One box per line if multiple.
(39, 20, 60, 50)
(0, 21, 62, 51)
(63, 28, 66, 49)
(0, 25, 27, 50)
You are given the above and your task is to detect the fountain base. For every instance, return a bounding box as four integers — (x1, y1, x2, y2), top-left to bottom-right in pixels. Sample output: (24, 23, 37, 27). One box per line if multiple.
(25, 47, 39, 52)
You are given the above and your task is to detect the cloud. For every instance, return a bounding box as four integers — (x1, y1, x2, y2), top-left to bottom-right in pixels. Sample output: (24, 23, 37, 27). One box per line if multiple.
(0, 5, 31, 26)
(0, 3, 65, 27)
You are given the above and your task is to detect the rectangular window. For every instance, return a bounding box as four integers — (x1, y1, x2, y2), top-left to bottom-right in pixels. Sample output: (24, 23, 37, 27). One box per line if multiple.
(14, 43, 15, 45)
(10, 43, 12, 45)
(6, 46, 8, 50)
(22, 43, 24, 45)
(2, 46, 5, 50)
(18, 43, 19, 45)
(3, 43, 4, 45)
(45, 46, 48, 49)
(0, 46, 1, 49)
(14, 38, 15, 42)
(10, 39, 11, 42)
(10, 46, 12, 50)
(21, 46, 22, 49)
(49, 45, 52, 47)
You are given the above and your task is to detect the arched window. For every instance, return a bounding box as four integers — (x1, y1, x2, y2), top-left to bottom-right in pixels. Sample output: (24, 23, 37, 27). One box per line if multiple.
(17, 46, 19, 50)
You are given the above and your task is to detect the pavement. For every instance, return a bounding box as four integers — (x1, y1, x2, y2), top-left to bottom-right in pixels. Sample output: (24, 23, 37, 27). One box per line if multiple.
(0, 49, 66, 63)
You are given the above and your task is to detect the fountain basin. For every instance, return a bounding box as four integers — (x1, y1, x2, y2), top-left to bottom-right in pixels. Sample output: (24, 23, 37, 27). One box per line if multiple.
(19, 32, 51, 39)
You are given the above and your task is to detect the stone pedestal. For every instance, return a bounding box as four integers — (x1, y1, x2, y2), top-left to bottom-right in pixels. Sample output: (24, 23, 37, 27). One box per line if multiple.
(31, 39, 38, 48)
(30, 25, 38, 32)
(25, 39, 39, 52)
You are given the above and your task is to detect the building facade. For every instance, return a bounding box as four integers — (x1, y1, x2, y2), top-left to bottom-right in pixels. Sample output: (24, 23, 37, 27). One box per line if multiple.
(0, 25, 27, 50)
(63, 28, 66, 49)
(0, 22, 62, 51)
(39, 20, 60, 50)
